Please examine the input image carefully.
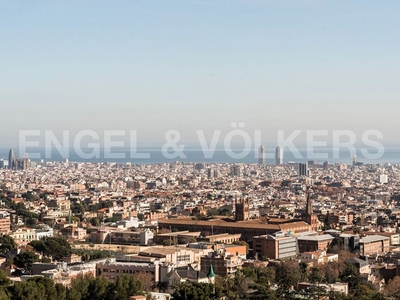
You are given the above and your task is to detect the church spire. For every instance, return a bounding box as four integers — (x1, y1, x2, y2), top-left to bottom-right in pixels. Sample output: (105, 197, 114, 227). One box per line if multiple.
(207, 263, 215, 285)
(207, 263, 215, 278)
(306, 189, 312, 215)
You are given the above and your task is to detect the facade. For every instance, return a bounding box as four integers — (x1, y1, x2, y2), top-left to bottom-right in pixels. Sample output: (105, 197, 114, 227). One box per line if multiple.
(297, 234, 334, 253)
(10, 228, 37, 243)
(334, 234, 360, 252)
(0, 216, 10, 233)
(359, 235, 390, 256)
(200, 250, 243, 277)
(275, 146, 283, 165)
(35, 227, 54, 239)
(298, 162, 308, 176)
(154, 230, 201, 245)
(96, 259, 161, 282)
(364, 232, 400, 247)
(207, 167, 219, 178)
(298, 251, 338, 266)
(258, 146, 265, 165)
(60, 225, 87, 241)
(158, 218, 311, 242)
(62, 254, 82, 264)
(253, 233, 297, 260)
(230, 165, 241, 177)
(134, 246, 212, 268)
(197, 233, 241, 244)
(165, 265, 208, 286)
(345, 257, 370, 274)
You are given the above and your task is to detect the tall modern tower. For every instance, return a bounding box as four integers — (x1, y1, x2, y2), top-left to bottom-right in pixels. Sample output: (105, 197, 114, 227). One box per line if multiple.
(275, 146, 283, 165)
(258, 145, 265, 165)
(8, 149, 14, 170)
(230, 165, 241, 177)
(298, 162, 308, 176)
(353, 155, 357, 166)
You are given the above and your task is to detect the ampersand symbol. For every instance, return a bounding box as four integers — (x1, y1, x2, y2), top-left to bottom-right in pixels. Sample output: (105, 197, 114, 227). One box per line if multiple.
(162, 130, 187, 159)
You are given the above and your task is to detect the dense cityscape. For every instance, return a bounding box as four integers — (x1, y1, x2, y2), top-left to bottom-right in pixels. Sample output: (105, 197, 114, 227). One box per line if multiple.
(0, 145, 399, 299)
(2, 1, 399, 299)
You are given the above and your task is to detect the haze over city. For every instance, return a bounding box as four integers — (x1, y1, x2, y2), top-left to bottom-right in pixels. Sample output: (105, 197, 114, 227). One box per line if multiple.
(1, 1, 400, 151)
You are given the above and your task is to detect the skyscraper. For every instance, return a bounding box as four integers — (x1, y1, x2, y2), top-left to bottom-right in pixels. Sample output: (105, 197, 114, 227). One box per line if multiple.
(207, 167, 219, 178)
(8, 149, 14, 170)
(298, 162, 308, 176)
(230, 165, 241, 177)
(275, 146, 283, 165)
(258, 145, 265, 165)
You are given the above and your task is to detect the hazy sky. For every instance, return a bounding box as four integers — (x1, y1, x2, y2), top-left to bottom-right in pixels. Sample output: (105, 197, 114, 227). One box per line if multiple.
(1, 0, 399, 149)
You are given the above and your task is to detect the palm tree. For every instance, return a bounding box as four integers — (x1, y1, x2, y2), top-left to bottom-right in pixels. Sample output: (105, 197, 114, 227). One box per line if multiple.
(154, 281, 169, 293)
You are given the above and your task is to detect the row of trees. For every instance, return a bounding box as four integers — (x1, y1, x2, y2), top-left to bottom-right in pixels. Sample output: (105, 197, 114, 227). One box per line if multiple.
(172, 264, 388, 300)
(0, 235, 112, 275)
(0, 271, 144, 300)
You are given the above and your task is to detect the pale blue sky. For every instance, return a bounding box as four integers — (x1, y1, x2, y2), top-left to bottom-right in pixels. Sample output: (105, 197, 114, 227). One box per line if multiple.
(1, 0, 399, 148)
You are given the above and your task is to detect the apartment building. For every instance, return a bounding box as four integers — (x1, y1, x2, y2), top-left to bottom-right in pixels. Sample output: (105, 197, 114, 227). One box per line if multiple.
(253, 233, 297, 260)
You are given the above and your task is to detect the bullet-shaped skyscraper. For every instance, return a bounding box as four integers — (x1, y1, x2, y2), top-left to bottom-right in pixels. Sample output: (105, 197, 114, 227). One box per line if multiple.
(8, 149, 14, 170)
(258, 145, 265, 165)
(275, 146, 283, 165)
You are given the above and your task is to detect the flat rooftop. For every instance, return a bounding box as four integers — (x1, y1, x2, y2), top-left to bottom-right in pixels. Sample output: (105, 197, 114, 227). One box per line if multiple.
(159, 218, 309, 230)
(360, 235, 390, 243)
(297, 234, 335, 242)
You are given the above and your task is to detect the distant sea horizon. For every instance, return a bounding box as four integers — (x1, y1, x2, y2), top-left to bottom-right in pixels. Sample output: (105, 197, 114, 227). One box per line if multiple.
(0, 147, 399, 165)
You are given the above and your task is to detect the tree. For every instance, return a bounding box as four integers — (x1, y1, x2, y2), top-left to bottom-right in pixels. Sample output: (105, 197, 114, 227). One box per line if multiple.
(233, 273, 253, 299)
(13, 251, 39, 274)
(0, 287, 8, 300)
(172, 282, 222, 300)
(0, 269, 11, 287)
(385, 276, 400, 298)
(353, 283, 386, 300)
(154, 281, 168, 293)
(255, 266, 275, 286)
(309, 267, 324, 284)
(249, 284, 279, 300)
(29, 237, 72, 261)
(275, 260, 302, 292)
(28, 277, 62, 300)
(340, 264, 362, 292)
(89, 217, 100, 226)
(240, 267, 257, 281)
(87, 276, 110, 300)
(135, 271, 153, 291)
(67, 273, 92, 300)
(317, 262, 340, 283)
(109, 274, 143, 300)
(25, 217, 37, 228)
(71, 216, 80, 223)
(55, 283, 67, 300)
(0, 235, 16, 256)
(8, 280, 46, 300)
(163, 239, 173, 246)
